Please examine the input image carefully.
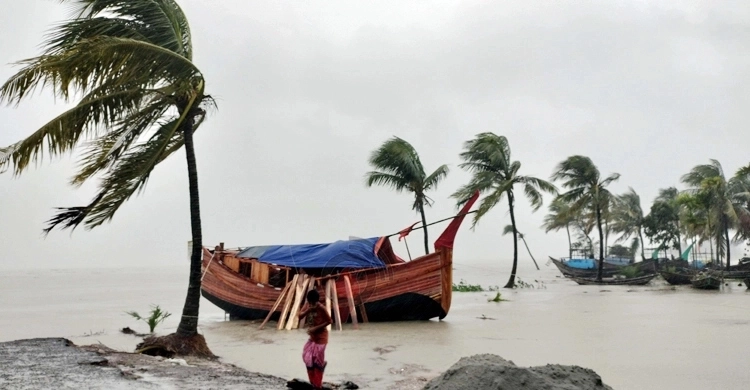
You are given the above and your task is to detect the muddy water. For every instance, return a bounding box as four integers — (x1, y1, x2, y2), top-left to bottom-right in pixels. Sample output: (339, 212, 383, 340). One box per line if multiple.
(1, 263, 749, 389)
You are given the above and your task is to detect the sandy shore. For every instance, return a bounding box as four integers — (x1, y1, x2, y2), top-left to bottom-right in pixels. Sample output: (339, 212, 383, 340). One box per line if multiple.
(0, 338, 614, 390)
(0, 338, 289, 390)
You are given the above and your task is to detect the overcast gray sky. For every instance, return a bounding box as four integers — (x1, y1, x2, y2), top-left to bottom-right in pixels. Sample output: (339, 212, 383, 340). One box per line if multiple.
(1, 0, 748, 272)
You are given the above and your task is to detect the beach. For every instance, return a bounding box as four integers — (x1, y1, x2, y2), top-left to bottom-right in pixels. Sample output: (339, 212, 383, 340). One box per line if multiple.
(1, 262, 749, 389)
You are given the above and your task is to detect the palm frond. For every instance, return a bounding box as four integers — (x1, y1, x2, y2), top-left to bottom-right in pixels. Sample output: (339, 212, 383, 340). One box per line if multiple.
(423, 164, 449, 191)
(502, 224, 514, 236)
(44, 114, 188, 233)
(367, 136, 425, 186)
(471, 187, 505, 228)
(364, 171, 410, 192)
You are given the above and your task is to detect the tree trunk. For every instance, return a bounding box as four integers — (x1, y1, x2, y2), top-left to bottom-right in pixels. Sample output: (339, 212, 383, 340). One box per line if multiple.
(176, 116, 203, 337)
(595, 205, 605, 282)
(504, 192, 519, 289)
(676, 219, 682, 254)
(725, 225, 731, 271)
(565, 223, 572, 259)
(604, 218, 609, 257)
(638, 227, 646, 261)
(418, 199, 429, 255)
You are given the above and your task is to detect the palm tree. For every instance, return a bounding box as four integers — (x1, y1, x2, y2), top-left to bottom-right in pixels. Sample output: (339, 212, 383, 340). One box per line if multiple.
(502, 225, 540, 270)
(655, 187, 682, 253)
(452, 133, 556, 288)
(0, 0, 213, 355)
(541, 197, 576, 258)
(681, 160, 750, 270)
(552, 156, 620, 281)
(610, 188, 646, 260)
(365, 136, 449, 255)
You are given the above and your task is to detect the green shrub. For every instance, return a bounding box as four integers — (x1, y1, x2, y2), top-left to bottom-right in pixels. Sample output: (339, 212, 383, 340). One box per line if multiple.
(126, 305, 172, 333)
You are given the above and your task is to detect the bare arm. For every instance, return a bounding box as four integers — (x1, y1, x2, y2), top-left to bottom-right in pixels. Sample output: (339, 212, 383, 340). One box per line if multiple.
(298, 302, 310, 319)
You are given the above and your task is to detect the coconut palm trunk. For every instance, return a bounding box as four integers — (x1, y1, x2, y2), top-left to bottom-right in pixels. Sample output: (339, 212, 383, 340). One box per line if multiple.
(725, 225, 731, 271)
(566, 223, 572, 259)
(638, 227, 646, 260)
(176, 115, 202, 337)
(596, 205, 605, 281)
(418, 199, 429, 255)
(504, 193, 519, 288)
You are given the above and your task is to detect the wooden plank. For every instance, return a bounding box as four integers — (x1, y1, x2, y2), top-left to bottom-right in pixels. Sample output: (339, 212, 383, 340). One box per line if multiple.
(343, 275, 358, 330)
(259, 282, 291, 330)
(325, 279, 333, 331)
(331, 280, 342, 331)
(287, 275, 309, 330)
(277, 275, 299, 330)
(299, 277, 316, 328)
(359, 303, 369, 323)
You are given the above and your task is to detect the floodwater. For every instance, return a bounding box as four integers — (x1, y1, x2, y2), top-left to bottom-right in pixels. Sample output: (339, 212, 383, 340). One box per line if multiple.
(1, 262, 749, 389)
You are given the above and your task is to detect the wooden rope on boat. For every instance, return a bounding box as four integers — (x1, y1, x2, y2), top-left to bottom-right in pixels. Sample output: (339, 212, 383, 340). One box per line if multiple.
(343, 275, 358, 330)
(258, 282, 291, 330)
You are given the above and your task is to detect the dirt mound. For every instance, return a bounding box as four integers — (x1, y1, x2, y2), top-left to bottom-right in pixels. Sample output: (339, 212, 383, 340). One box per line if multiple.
(423, 354, 613, 390)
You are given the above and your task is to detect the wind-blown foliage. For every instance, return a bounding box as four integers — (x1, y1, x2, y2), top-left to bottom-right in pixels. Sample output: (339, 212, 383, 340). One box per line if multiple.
(541, 197, 576, 258)
(365, 136, 448, 255)
(0, 0, 213, 344)
(452, 133, 556, 288)
(552, 156, 619, 281)
(610, 187, 646, 260)
(681, 160, 750, 270)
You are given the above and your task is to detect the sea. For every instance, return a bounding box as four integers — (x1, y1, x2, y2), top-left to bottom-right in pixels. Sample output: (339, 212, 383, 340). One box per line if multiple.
(1, 260, 749, 389)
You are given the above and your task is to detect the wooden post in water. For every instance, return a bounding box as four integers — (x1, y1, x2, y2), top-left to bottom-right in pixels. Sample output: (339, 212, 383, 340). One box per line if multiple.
(325, 279, 333, 331)
(259, 283, 291, 330)
(277, 275, 299, 330)
(331, 280, 343, 331)
(343, 275, 358, 330)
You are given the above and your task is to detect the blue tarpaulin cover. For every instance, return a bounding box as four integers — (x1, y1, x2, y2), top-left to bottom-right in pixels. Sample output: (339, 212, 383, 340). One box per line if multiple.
(235, 237, 386, 269)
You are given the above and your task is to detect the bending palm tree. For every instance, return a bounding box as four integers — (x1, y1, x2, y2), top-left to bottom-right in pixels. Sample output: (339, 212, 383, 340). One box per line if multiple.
(452, 133, 556, 288)
(365, 136, 449, 255)
(0, 0, 213, 355)
(681, 160, 750, 270)
(552, 156, 620, 281)
(541, 197, 576, 258)
(610, 187, 646, 260)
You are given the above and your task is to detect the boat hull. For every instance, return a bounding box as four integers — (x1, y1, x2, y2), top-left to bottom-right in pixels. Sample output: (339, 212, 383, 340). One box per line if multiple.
(200, 248, 453, 323)
(568, 273, 657, 286)
(659, 269, 696, 285)
(690, 275, 722, 290)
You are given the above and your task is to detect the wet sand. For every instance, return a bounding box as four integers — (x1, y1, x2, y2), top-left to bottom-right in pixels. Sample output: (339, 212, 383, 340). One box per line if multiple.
(1, 264, 749, 389)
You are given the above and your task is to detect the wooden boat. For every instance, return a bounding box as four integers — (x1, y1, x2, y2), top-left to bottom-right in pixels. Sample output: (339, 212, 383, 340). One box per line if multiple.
(548, 257, 621, 278)
(200, 192, 479, 324)
(549, 257, 656, 279)
(690, 273, 722, 290)
(568, 273, 658, 286)
(659, 268, 697, 285)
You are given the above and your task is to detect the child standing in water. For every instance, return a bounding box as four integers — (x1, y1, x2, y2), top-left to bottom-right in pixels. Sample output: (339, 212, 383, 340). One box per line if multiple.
(298, 289, 332, 389)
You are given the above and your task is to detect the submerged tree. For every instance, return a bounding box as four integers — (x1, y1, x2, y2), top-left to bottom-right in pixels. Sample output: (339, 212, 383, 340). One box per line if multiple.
(452, 133, 556, 288)
(552, 156, 620, 281)
(610, 187, 646, 260)
(681, 160, 750, 270)
(365, 136, 449, 255)
(0, 0, 214, 355)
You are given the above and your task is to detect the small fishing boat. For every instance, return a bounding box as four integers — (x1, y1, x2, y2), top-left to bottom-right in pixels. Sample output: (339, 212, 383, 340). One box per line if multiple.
(690, 272, 722, 290)
(659, 268, 697, 285)
(548, 257, 622, 278)
(568, 273, 658, 286)
(200, 192, 479, 325)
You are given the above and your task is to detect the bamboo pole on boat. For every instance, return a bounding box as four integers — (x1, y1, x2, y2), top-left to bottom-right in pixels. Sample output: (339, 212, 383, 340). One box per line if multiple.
(331, 281, 342, 331)
(277, 274, 299, 330)
(288, 275, 310, 330)
(259, 283, 291, 330)
(343, 275, 358, 330)
(325, 279, 333, 331)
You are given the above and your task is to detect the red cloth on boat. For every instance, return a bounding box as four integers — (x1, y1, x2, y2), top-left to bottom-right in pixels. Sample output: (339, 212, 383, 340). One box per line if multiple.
(302, 339, 327, 371)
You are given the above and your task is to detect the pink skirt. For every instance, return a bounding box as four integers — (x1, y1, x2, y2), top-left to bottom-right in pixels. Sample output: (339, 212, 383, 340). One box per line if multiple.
(302, 339, 327, 371)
